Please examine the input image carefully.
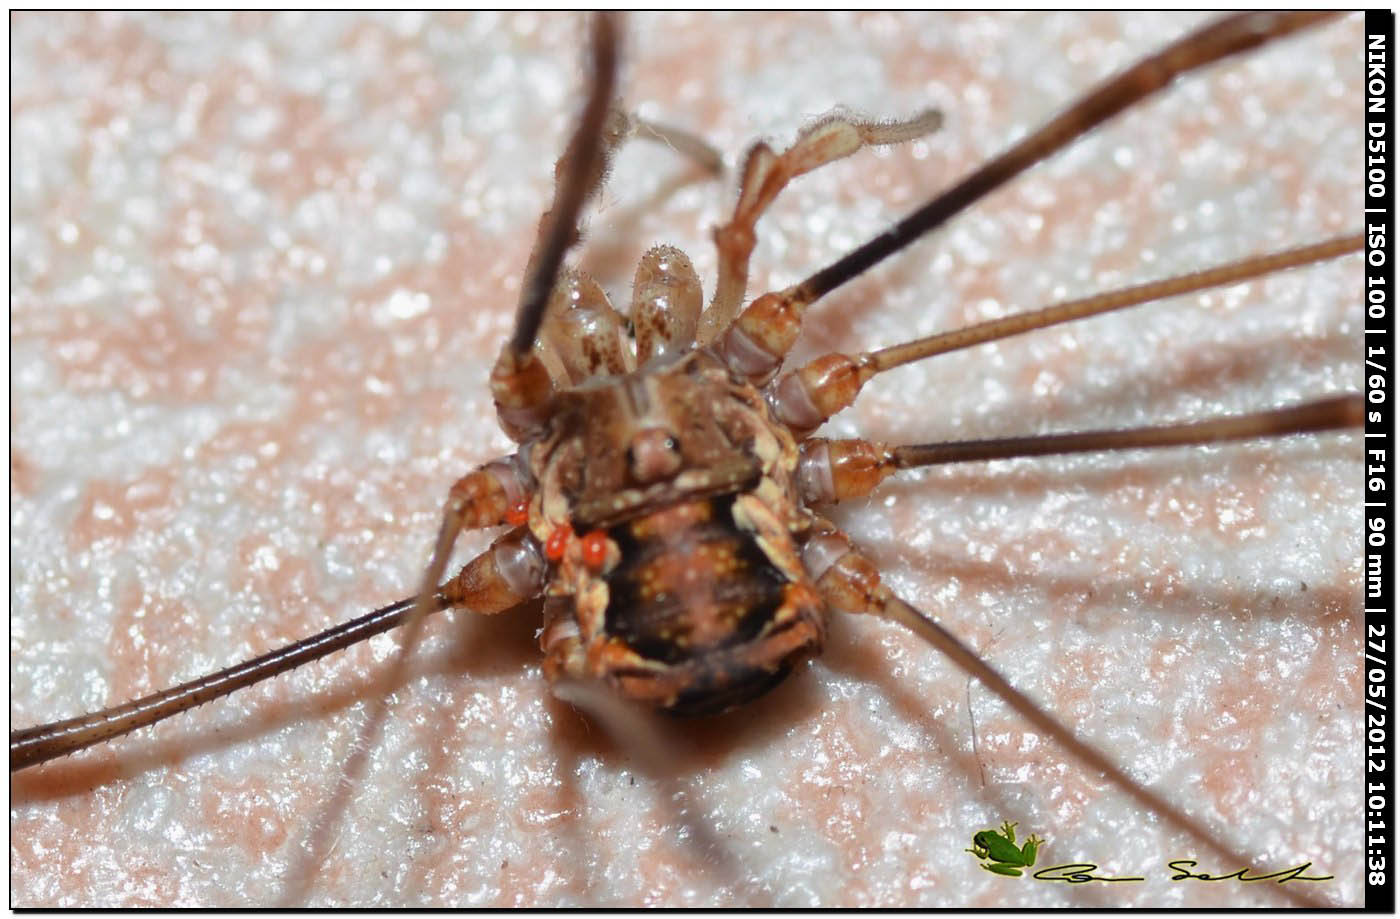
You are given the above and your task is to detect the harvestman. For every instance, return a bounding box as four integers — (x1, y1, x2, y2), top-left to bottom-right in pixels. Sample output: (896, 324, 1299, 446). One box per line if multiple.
(10, 12, 1360, 902)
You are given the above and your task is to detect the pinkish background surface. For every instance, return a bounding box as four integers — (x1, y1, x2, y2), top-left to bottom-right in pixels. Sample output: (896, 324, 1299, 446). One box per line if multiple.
(12, 12, 1362, 907)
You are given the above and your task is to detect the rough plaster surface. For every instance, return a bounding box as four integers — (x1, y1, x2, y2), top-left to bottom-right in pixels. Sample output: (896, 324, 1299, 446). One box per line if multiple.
(11, 12, 1362, 907)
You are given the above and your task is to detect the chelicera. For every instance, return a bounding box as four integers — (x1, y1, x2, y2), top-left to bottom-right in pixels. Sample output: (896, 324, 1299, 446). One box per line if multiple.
(11, 13, 1362, 906)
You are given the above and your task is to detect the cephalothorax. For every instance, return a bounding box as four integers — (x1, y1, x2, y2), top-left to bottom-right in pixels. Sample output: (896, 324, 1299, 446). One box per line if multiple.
(11, 12, 1363, 907)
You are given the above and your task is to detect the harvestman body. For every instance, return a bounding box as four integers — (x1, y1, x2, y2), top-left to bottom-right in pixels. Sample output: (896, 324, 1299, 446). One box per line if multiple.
(10, 12, 1360, 902)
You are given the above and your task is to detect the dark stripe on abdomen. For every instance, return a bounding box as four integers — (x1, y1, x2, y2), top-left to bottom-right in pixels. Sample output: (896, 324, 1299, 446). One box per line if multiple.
(603, 496, 786, 666)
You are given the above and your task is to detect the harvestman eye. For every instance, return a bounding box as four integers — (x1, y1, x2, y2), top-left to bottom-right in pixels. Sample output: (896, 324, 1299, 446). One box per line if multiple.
(10, 12, 1365, 907)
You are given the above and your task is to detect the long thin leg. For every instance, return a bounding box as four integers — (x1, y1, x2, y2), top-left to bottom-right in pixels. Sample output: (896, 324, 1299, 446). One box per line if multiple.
(281, 522, 544, 904)
(766, 235, 1361, 434)
(283, 24, 618, 896)
(492, 13, 621, 441)
(504, 14, 620, 362)
(283, 452, 538, 902)
(713, 12, 1339, 384)
(291, 13, 607, 900)
(797, 396, 1363, 504)
(286, 10, 623, 868)
(800, 519, 1332, 908)
(9, 525, 543, 773)
(9, 595, 439, 772)
(492, 21, 727, 432)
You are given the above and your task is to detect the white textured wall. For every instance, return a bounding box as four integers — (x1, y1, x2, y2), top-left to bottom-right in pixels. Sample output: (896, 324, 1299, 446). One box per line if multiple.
(11, 12, 1362, 907)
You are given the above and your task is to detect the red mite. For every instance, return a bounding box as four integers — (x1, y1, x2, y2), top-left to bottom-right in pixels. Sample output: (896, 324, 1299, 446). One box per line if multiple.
(580, 530, 609, 570)
(544, 524, 573, 562)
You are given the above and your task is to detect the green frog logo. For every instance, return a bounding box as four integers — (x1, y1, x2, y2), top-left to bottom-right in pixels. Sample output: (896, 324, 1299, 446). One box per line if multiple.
(965, 821, 1044, 877)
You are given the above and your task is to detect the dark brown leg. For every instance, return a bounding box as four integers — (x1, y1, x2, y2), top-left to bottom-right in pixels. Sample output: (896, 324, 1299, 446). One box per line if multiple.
(800, 518, 1331, 908)
(766, 235, 1361, 436)
(797, 396, 1363, 505)
(713, 13, 1339, 386)
(493, 13, 621, 441)
(10, 524, 543, 773)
